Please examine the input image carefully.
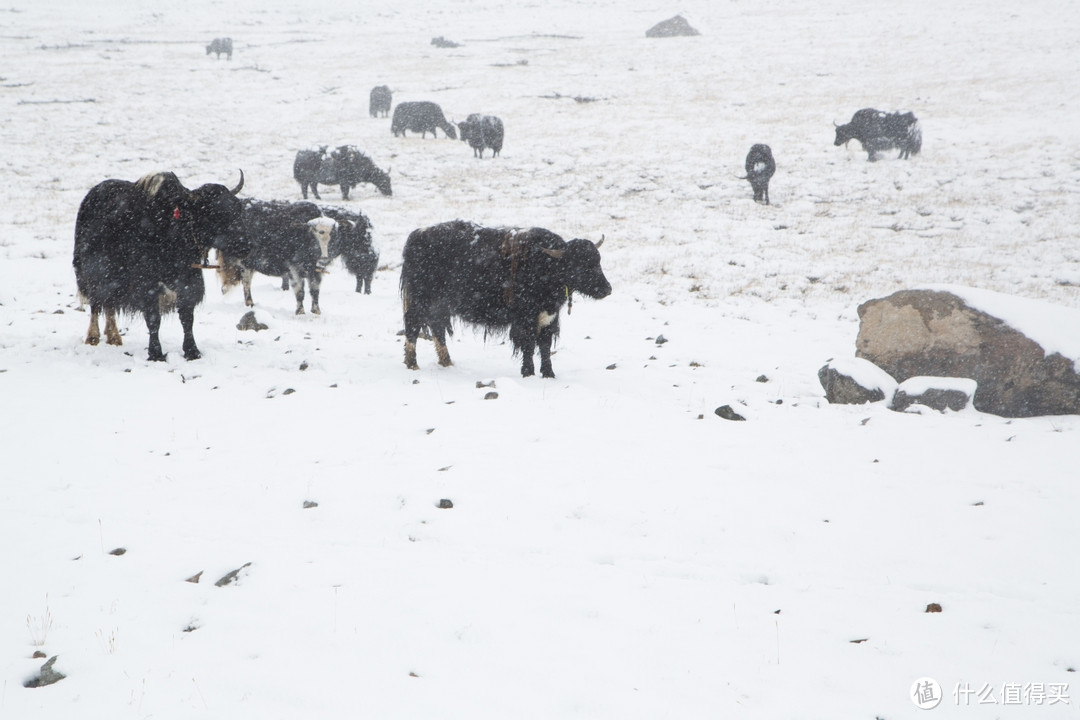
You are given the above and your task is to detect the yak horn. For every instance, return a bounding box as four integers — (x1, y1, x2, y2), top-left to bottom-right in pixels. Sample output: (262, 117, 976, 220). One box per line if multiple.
(230, 169, 245, 196)
(541, 247, 565, 259)
(595, 234, 605, 249)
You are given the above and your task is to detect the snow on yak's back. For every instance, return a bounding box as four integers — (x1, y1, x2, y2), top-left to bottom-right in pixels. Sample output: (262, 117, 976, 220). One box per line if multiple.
(73, 171, 249, 361)
(400, 220, 611, 378)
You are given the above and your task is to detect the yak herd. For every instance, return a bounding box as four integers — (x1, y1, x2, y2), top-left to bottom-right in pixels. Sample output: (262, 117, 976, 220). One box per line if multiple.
(73, 69, 921, 376)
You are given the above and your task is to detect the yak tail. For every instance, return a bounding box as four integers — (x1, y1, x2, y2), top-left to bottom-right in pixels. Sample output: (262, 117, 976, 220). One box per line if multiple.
(216, 252, 244, 292)
(907, 121, 923, 156)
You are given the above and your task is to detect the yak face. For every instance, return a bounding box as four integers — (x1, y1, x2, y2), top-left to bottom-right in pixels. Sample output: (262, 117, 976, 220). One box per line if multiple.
(561, 239, 612, 300)
(308, 217, 336, 270)
(185, 173, 250, 258)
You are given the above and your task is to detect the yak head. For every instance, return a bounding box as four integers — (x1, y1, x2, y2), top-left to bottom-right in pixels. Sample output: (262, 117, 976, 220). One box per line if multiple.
(542, 236, 612, 300)
(185, 170, 251, 258)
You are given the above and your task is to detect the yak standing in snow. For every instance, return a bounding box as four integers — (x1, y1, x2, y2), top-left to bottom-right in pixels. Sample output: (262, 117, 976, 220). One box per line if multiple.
(391, 101, 458, 139)
(73, 171, 249, 361)
(834, 108, 922, 161)
(457, 114, 504, 158)
(400, 220, 611, 378)
(743, 144, 775, 204)
(369, 85, 392, 118)
(293, 145, 392, 200)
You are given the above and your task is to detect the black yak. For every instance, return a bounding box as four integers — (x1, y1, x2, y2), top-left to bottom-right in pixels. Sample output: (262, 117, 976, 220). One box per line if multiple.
(401, 220, 611, 378)
(206, 37, 233, 60)
(73, 171, 249, 361)
(391, 101, 457, 139)
(743, 144, 775, 204)
(834, 109, 922, 161)
(369, 85, 392, 118)
(457, 114, 504, 158)
(293, 145, 391, 200)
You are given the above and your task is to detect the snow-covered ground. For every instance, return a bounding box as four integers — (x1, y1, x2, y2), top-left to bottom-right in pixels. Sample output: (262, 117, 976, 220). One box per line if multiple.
(2, 1, 1079, 717)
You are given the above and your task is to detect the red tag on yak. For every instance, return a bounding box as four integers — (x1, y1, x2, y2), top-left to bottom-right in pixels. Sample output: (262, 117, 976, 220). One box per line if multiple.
(173, 207, 181, 220)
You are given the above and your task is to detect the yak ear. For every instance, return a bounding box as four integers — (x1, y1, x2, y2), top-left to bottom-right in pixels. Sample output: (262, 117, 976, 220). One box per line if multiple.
(541, 247, 565, 260)
(230, 170, 245, 196)
(595, 234, 605, 249)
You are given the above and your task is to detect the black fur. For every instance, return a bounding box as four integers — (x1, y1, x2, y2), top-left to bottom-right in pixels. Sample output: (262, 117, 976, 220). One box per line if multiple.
(73, 171, 249, 360)
(401, 220, 611, 378)
(744, 144, 775, 204)
(834, 108, 922, 161)
(292, 145, 391, 200)
(391, 101, 458, 140)
(456, 114, 505, 158)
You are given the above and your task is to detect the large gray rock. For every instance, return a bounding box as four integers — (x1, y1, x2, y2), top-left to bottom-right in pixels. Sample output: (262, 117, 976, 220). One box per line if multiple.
(856, 289, 1080, 417)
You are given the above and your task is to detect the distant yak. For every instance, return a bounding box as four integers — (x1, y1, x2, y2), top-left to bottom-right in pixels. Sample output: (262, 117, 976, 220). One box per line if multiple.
(293, 145, 392, 200)
(457, 114, 504, 158)
(834, 108, 922, 161)
(206, 37, 233, 60)
(743, 144, 775, 205)
(369, 85, 392, 118)
(401, 220, 611, 378)
(391, 101, 457, 139)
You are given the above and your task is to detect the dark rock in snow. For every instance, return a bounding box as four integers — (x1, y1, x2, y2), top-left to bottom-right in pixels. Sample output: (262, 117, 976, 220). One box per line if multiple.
(818, 357, 897, 405)
(236, 310, 268, 332)
(714, 405, 746, 421)
(892, 377, 976, 413)
(24, 655, 65, 688)
(646, 15, 700, 38)
(215, 562, 252, 587)
(431, 36, 461, 48)
(438, 498, 454, 509)
(925, 603, 943, 613)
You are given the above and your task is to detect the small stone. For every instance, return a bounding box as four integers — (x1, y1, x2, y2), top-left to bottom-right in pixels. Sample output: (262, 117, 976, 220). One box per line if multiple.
(109, 547, 126, 556)
(438, 499, 454, 509)
(186, 571, 203, 584)
(655, 334, 668, 345)
(32, 650, 46, 659)
(303, 500, 319, 509)
(606, 363, 617, 370)
(236, 310, 268, 332)
(299, 361, 309, 371)
(215, 562, 252, 587)
(484, 391, 499, 400)
(282, 388, 296, 396)
(756, 374, 770, 383)
(714, 405, 746, 421)
(925, 603, 943, 613)
(24, 656, 65, 688)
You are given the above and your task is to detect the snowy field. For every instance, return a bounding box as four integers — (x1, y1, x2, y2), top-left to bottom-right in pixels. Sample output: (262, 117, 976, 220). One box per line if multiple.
(2, 1, 1080, 717)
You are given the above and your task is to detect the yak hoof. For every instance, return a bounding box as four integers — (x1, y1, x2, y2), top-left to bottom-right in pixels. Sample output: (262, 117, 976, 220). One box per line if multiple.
(85, 336, 99, 346)
(295, 308, 305, 316)
(184, 348, 202, 361)
(148, 351, 167, 362)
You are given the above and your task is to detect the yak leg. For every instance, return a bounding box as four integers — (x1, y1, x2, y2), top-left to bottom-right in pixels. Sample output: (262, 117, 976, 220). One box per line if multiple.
(340, 184, 350, 201)
(512, 322, 537, 377)
(85, 303, 102, 345)
(290, 268, 306, 315)
(300, 184, 308, 200)
(281, 276, 290, 291)
(179, 304, 201, 361)
(309, 273, 322, 315)
(311, 183, 321, 201)
(241, 267, 255, 307)
(144, 305, 165, 362)
(355, 275, 364, 293)
(433, 332, 452, 367)
(403, 299, 422, 369)
(104, 307, 122, 346)
(538, 324, 557, 379)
